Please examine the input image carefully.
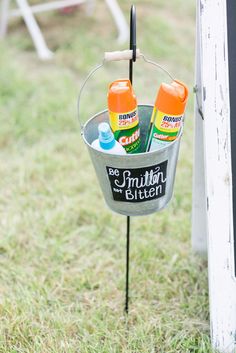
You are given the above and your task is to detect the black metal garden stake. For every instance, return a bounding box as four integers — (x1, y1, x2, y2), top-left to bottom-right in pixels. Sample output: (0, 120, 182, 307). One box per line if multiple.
(125, 4, 136, 315)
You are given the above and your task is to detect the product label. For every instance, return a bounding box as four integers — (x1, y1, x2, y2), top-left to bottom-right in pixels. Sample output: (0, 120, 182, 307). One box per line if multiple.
(152, 110, 183, 142)
(110, 109, 139, 131)
(106, 161, 167, 203)
(109, 109, 141, 153)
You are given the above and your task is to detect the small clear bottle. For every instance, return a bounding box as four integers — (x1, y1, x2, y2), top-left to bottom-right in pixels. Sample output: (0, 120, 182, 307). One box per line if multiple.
(91, 122, 126, 155)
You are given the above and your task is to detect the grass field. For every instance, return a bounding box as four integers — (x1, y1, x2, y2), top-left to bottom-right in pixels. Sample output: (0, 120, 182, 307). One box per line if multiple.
(0, 1, 214, 352)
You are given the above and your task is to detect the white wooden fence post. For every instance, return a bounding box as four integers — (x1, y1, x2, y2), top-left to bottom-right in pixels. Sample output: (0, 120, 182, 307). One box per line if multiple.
(191, 0, 207, 254)
(199, 0, 236, 351)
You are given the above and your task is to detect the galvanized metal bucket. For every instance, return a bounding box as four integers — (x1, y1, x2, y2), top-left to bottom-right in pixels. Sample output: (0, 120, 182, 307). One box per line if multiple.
(82, 105, 182, 216)
(78, 52, 182, 216)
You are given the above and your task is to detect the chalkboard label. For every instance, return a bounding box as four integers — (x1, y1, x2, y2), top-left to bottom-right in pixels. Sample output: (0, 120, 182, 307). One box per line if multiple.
(106, 161, 168, 203)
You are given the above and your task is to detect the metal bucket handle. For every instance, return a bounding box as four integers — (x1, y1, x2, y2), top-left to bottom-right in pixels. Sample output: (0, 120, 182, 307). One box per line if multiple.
(77, 50, 175, 134)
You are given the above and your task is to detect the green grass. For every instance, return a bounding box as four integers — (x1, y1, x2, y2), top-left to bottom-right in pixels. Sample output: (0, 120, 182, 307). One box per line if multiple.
(0, 1, 214, 352)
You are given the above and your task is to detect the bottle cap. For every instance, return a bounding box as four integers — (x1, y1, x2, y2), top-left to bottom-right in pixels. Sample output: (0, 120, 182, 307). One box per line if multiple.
(108, 79, 137, 113)
(98, 122, 115, 150)
(155, 80, 189, 115)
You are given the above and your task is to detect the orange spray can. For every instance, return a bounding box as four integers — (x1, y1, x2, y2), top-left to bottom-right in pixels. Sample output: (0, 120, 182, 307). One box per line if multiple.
(146, 80, 189, 151)
(107, 79, 141, 154)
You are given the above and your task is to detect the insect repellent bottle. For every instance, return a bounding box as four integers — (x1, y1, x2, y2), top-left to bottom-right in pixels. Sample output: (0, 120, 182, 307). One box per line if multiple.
(146, 80, 189, 151)
(91, 122, 126, 155)
(108, 79, 141, 154)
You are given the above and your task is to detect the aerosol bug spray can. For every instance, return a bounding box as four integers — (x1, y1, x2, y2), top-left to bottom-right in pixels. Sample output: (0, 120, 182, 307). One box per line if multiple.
(108, 79, 141, 154)
(146, 80, 189, 151)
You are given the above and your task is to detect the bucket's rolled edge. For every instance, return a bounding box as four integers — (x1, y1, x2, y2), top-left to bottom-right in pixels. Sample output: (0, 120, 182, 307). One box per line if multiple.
(106, 197, 173, 217)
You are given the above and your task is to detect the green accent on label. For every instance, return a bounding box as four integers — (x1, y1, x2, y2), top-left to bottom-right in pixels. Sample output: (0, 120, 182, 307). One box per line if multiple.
(114, 125, 141, 154)
(152, 125, 178, 140)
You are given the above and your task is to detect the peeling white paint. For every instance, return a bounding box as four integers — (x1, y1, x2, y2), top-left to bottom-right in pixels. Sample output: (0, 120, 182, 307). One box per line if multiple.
(197, 0, 236, 351)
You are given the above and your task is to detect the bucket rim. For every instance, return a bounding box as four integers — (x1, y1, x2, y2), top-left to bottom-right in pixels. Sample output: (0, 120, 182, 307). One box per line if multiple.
(82, 104, 183, 157)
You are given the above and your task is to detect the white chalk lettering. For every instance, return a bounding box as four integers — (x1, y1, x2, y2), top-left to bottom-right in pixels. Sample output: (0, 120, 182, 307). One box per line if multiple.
(108, 168, 119, 176)
(125, 189, 134, 200)
(114, 167, 166, 189)
(124, 185, 163, 201)
(113, 188, 122, 193)
(149, 187, 155, 198)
